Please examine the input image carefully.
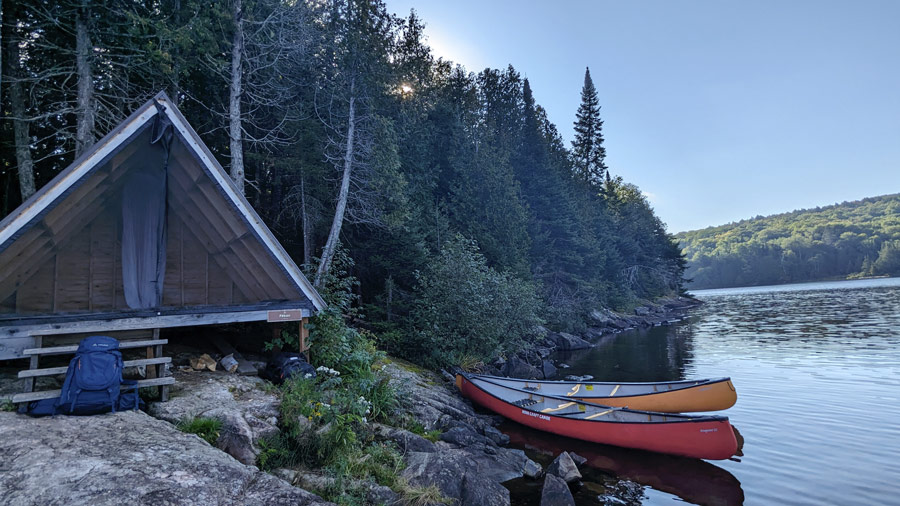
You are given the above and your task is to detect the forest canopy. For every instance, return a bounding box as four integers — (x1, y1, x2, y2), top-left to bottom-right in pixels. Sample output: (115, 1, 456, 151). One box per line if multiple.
(1, 0, 685, 366)
(678, 194, 900, 290)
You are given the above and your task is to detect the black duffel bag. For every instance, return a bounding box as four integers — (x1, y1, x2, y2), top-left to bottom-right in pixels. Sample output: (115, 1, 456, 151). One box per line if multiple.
(261, 352, 316, 385)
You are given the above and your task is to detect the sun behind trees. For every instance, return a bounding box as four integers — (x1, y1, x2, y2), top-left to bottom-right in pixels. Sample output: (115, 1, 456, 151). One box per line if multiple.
(1, 0, 685, 368)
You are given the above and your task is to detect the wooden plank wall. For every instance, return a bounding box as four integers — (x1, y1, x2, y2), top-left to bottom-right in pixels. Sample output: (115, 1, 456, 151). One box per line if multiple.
(11, 209, 246, 314)
(2, 137, 307, 316)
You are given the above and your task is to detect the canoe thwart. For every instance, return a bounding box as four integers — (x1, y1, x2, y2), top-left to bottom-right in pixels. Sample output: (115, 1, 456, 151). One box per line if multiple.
(541, 401, 576, 413)
(585, 409, 615, 419)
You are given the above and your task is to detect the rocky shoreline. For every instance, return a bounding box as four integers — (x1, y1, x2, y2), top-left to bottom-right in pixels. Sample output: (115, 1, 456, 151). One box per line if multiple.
(0, 295, 700, 505)
(490, 295, 701, 380)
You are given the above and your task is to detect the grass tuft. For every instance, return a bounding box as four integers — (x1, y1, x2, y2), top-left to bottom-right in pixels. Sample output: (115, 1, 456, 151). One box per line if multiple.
(176, 416, 222, 445)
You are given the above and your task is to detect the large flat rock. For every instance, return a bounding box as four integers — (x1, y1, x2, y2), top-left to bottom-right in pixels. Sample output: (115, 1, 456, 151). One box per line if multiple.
(147, 370, 280, 464)
(0, 411, 330, 506)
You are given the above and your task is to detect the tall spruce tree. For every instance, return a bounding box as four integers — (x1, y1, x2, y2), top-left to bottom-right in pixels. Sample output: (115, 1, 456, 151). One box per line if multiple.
(571, 67, 607, 186)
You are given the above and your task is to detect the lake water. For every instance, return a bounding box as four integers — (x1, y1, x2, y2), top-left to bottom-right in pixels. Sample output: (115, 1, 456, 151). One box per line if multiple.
(504, 277, 900, 505)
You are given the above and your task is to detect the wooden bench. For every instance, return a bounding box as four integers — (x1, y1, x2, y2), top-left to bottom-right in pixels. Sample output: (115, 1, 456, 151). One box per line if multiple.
(13, 331, 174, 405)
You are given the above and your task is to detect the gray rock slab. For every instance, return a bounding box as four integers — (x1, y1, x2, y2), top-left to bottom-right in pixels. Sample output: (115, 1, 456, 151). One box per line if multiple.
(402, 450, 510, 506)
(147, 370, 280, 464)
(382, 361, 493, 432)
(372, 423, 437, 453)
(0, 411, 330, 506)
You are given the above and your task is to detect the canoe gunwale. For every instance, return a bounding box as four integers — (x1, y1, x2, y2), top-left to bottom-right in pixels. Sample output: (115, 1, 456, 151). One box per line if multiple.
(472, 373, 733, 400)
(463, 374, 730, 425)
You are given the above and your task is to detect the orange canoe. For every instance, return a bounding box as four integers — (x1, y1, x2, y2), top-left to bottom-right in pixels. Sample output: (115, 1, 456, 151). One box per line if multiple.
(457, 374, 738, 460)
(466, 374, 737, 412)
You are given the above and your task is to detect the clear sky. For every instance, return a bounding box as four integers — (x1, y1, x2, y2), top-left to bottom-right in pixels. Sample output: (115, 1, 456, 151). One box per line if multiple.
(383, 0, 900, 233)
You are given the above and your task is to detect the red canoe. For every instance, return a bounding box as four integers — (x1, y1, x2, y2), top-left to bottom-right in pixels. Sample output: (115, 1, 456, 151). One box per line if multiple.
(457, 373, 738, 460)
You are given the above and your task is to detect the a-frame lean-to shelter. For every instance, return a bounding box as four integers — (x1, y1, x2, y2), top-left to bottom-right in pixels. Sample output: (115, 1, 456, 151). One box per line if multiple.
(0, 92, 326, 403)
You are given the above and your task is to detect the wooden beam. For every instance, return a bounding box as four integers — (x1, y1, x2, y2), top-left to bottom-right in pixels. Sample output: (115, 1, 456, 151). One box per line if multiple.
(24, 339, 170, 356)
(0, 104, 158, 250)
(11, 376, 174, 403)
(0, 308, 311, 342)
(18, 357, 172, 378)
(23, 336, 40, 393)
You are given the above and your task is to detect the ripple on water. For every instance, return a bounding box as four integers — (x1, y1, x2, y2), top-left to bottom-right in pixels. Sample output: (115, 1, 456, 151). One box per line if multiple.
(552, 277, 900, 506)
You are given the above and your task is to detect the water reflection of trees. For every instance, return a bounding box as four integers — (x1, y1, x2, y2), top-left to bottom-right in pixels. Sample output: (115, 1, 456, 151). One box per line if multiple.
(556, 322, 695, 382)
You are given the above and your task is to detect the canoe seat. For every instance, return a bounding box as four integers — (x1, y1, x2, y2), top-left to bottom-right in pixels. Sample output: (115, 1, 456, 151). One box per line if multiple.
(566, 384, 581, 397)
(512, 398, 539, 407)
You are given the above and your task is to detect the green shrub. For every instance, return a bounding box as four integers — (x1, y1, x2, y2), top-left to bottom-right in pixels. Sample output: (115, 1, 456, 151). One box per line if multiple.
(404, 235, 544, 367)
(176, 417, 222, 445)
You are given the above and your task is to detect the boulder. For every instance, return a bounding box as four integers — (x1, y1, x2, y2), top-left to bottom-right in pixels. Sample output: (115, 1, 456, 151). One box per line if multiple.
(583, 327, 602, 340)
(548, 332, 593, 351)
(540, 473, 575, 506)
(0, 411, 330, 506)
(589, 309, 613, 325)
(542, 360, 558, 379)
(547, 452, 582, 484)
(148, 370, 281, 465)
(634, 306, 650, 317)
(523, 459, 543, 479)
(501, 357, 542, 379)
(569, 452, 587, 466)
(609, 318, 630, 330)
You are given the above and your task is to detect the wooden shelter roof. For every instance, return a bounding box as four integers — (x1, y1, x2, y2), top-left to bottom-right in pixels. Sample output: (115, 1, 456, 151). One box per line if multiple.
(0, 92, 325, 340)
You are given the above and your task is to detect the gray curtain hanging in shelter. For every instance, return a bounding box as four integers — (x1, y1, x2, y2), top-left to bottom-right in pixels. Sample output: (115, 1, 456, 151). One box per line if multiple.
(122, 103, 174, 309)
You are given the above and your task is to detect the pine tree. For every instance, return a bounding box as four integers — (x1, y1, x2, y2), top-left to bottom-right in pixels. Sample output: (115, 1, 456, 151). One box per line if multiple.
(571, 67, 607, 186)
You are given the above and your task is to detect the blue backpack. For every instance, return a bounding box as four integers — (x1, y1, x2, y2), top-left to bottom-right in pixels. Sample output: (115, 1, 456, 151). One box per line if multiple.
(56, 336, 124, 415)
(23, 336, 144, 417)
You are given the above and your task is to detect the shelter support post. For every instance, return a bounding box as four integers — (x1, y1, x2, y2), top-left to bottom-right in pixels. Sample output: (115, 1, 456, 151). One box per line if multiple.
(300, 317, 309, 361)
(148, 328, 168, 401)
(22, 336, 41, 393)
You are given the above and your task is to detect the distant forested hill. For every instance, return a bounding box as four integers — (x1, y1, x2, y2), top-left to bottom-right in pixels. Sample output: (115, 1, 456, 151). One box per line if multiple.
(677, 194, 900, 289)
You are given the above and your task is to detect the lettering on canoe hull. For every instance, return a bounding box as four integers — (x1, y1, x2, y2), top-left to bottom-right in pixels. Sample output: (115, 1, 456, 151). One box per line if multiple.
(700, 428, 719, 433)
(522, 409, 551, 421)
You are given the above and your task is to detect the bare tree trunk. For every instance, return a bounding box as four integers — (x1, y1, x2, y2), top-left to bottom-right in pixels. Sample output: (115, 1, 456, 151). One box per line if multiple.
(229, 0, 245, 194)
(315, 80, 356, 287)
(169, 0, 181, 107)
(7, 32, 36, 200)
(301, 173, 312, 267)
(75, 0, 95, 156)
